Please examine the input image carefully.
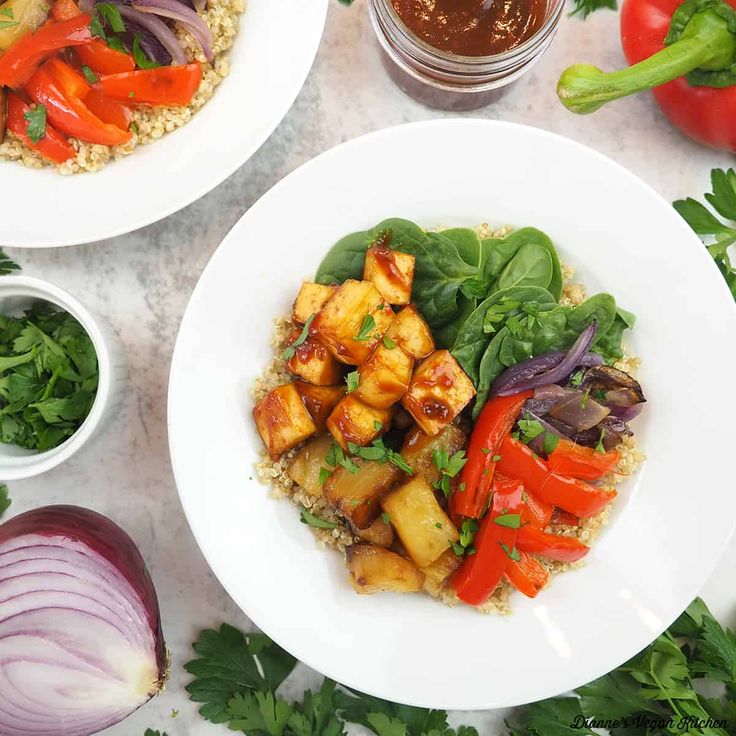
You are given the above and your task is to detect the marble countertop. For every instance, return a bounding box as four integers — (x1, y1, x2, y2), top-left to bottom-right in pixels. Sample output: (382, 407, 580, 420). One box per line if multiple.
(8, 2, 736, 734)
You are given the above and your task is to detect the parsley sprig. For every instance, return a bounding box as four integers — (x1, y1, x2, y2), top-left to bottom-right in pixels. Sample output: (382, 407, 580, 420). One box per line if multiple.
(432, 448, 467, 498)
(674, 168, 736, 300)
(570, 0, 616, 18)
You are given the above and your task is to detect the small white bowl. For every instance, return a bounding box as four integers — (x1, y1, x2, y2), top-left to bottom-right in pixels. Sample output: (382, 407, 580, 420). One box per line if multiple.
(0, 276, 127, 479)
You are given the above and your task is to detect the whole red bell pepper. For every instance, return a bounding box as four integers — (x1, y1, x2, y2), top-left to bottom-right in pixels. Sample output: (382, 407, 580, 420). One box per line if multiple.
(452, 475, 524, 606)
(516, 526, 590, 563)
(505, 551, 549, 598)
(497, 436, 616, 518)
(6, 91, 75, 164)
(94, 64, 202, 106)
(0, 15, 92, 88)
(557, 0, 736, 151)
(548, 439, 620, 481)
(450, 391, 531, 521)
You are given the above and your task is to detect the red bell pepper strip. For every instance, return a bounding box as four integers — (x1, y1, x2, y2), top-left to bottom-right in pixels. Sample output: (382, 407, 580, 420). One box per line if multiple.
(497, 436, 616, 518)
(552, 507, 580, 527)
(547, 439, 620, 481)
(93, 64, 203, 106)
(450, 391, 532, 521)
(557, 0, 736, 151)
(25, 65, 131, 146)
(44, 57, 90, 99)
(51, 0, 82, 20)
(521, 490, 554, 529)
(517, 526, 590, 563)
(0, 16, 93, 88)
(505, 551, 549, 598)
(6, 91, 75, 164)
(451, 475, 524, 606)
(82, 88, 132, 130)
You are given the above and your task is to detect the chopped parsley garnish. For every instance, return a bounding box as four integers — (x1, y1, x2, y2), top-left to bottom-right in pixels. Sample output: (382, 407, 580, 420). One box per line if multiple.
(132, 35, 160, 69)
(388, 450, 413, 474)
(0, 6, 14, 17)
(580, 390, 590, 408)
(326, 440, 358, 474)
(354, 314, 376, 341)
(500, 542, 521, 561)
(517, 418, 545, 443)
(345, 437, 413, 475)
(451, 519, 478, 557)
(570, 370, 583, 387)
(346, 370, 359, 393)
(81, 65, 99, 84)
(0, 485, 10, 519)
(300, 509, 338, 529)
(434, 522, 442, 529)
(481, 447, 490, 454)
(542, 431, 559, 455)
(382, 335, 396, 349)
(492, 454, 502, 462)
(97, 2, 125, 32)
(432, 448, 467, 498)
(457, 481, 466, 492)
(595, 428, 607, 454)
(281, 314, 314, 360)
(24, 105, 46, 143)
(494, 513, 522, 529)
(381, 512, 391, 524)
(0, 17, 18, 28)
(107, 35, 127, 53)
(89, 16, 106, 39)
(373, 420, 383, 431)
(318, 467, 332, 485)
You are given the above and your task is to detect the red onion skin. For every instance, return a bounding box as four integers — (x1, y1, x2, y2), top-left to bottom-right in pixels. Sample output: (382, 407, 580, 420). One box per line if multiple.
(117, 5, 187, 65)
(133, 0, 214, 60)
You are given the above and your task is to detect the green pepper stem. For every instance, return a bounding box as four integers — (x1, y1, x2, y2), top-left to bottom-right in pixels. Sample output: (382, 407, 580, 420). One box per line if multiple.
(557, 10, 736, 114)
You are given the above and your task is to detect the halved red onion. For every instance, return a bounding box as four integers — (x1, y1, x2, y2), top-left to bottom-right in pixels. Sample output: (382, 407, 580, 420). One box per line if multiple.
(118, 5, 188, 65)
(0, 506, 166, 736)
(133, 0, 214, 61)
(495, 323, 598, 397)
(548, 392, 610, 431)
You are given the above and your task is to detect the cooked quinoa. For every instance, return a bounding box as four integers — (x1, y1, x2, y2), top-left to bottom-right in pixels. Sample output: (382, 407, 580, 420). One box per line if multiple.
(252, 247, 645, 614)
(0, 0, 244, 173)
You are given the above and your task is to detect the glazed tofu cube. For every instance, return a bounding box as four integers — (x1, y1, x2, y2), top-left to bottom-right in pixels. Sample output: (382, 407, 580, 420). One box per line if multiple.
(252, 383, 317, 460)
(385, 305, 434, 359)
(421, 548, 461, 597)
(401, 423, 468, 486)
(380, 475, 459, 568)
(401, 350, 476, 436)
(287, 434, 333, 496)
(292, 282, 336, 324)
(310, 280, 394, 365)
(346, 544, 424, 594)
(355, 515, 394, 547)
(286, 331, 343, 386)
(324, 459, 402, 528)
(326, 394, 393, 450)
(354, 343, 414, 409)
(293, 380, 345, 430)
(363, 247, 415, 305)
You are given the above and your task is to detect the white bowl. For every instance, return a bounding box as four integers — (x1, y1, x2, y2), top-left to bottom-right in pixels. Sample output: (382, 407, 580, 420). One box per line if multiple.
(0, 0, 328, 247)
(168, 120, 736, 710)
(0, 276, 127, 479)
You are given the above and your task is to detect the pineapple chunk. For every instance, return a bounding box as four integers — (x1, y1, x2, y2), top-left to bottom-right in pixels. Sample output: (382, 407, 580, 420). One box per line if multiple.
(380, 475, 459, 567)
(401, 424, 467, 485)
(287, 434, 333, 496)
(253, 383, 317, 460)
(363, 246, 415, 305)
(401, 350, 476, 436)
(355, 515, 394, 547)
(326, 394, 393, 450)
(354, 343, 414, 409)
(421, 548, 462, 597)
(293, 282, 336, 324)
(385, 305, 434, 359)
(286, 332, 343, 386)
(294, 380, 345, 430)
(310, 280, 394, 365)
(324, 458, 402, 528)
(346, 544, 424, 594)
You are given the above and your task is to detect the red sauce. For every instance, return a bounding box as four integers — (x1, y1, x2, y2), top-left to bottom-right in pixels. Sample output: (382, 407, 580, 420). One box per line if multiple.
(391, 0, 546, 56)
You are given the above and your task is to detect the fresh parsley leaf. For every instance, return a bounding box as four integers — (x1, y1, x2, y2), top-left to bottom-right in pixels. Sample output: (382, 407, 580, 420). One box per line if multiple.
(0, 7, 14, 17)
(383, 335, 396, 349)
(282, 315, 314, 360)
(81, 65, 99, 84)
(543, 431, 559, 455)
(595, 429, 606, 454)
(373, 420, 383, 431)
(0, 485, 9, 518)
(494, 513, 521, 529)
(388, 449, 413, 474)
(355, 314, 377, 341)
(97, 2, 125, 32)
(319, 467, 332, 485)
(570, 0, 617, 18)
(0, 18, 18, 28)
(459, 518, 478, 548)
(24, 105, 46, 144)
(346, 370, 359, 393)
(381, 512, 391, 524)
(0, 249, 20, 276)
(492, 454, 502, 462)
(570, 370, 583, 387)
(132, 34, 160, 69)
(89, 15, 106, 39)
(480, 447, 490, 454)
(500, 542, 520, 561)
(517, 418, 545, 444)
(300, 509, 338, 529)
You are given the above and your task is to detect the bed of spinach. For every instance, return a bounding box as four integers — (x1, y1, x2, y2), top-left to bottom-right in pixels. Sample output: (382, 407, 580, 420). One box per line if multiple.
(314, 218, 634, 416)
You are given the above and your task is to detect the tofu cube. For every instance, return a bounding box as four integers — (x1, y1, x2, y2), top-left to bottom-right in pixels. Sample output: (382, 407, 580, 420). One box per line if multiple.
(310, 280, 394, 365)
(326, 394, 393, 450)
(380, 475, 459, 568)
(354, 343, 414, 409)
(292, 282, 336, 324)
(363, 246, 415, 305)
(346, 544, 424, 594)
(286, 331, 343, 386)
(286, 434, 333, 496)
(252, 383, 317, 460)
(293, 380, 345, 430)
(324, 459, 402, 528)
(355, 515, 394, 547)
(401, 350, 476, 436)
(385, 305, 434, 359)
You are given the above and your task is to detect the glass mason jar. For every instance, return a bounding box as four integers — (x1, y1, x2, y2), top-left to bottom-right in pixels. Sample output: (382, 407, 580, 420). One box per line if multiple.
(368, 0, 566, 111)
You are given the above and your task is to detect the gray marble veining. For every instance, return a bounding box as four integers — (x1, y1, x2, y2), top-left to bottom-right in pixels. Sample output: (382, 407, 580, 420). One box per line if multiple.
(6, 3, 736, 734)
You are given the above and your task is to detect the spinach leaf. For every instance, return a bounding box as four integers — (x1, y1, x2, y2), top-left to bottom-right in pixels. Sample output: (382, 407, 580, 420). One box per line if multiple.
(567, 293, 616, 344)
(315, 231, 371, 284)
(473, 327, 508, 418)
(593, 307, 634, 361)
(497, 242, 553, 291)
(532, 307, 572, 354)
(433, 295, 476, 349)
(368, 218, 428, 251)
(440, 228, 482, 267)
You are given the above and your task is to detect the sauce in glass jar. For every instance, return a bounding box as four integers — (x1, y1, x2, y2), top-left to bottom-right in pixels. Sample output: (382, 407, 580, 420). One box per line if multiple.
(390, 0, 546, 57)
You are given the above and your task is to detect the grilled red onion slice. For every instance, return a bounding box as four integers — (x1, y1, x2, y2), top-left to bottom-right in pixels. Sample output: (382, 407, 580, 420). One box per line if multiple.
(494, 323, 599, 397)
(0, 506, 166, 736)
(118, 5, 187, 65)
(548, 393, 610, 431)
(133, 0, 214, 61)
